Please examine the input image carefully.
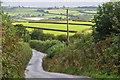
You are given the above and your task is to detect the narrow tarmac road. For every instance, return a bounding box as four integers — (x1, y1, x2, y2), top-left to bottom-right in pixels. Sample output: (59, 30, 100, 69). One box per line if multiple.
(25, 49, 93, 79)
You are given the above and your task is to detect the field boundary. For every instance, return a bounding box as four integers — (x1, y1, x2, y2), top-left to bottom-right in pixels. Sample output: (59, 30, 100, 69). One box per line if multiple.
(14, 25, 77, 33)
(29, 21, 93, 26)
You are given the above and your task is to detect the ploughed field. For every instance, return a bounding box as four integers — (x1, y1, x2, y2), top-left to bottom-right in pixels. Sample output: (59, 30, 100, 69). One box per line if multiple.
(13, 21, 93, 35)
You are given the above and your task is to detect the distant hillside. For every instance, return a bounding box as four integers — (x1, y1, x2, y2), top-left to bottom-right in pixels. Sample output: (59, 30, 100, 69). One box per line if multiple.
(3, 6, 97, 21)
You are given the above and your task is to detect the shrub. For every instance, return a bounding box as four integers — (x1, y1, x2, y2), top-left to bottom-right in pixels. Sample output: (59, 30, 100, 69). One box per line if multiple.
(71, 34, 82, 39)
(29, 40, 62, 53)
(30, 30, 44, 40)
(2, 10, 32, 78)
(29, 40, 44, 52)
(43, 33, 119, 78)
(104, 34, 120, 75)
(57, 35, 67, 42)
(47, 42, 66, 58)
(2, 42, 32, 78)
(42, 33, 56, 41)
(17, 42, 32, 77)
(30, 30, 57, 41)
(15, 24, 31, 42)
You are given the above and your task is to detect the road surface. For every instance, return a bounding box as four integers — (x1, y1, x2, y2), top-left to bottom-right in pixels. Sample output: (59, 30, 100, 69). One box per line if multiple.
(25, 49, 93, 79)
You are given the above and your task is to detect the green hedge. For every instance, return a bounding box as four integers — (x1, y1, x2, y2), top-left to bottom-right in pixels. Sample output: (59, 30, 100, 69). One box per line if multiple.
(47, 42, 66, 58)
(43, 34, 120, 78)
(29, 40, 65, 58)
(2, 42, 32, 78)
(29, 40, 60, 52)
(2, 10, 32, 78)
(19, 42, 32, 70)
(15, 42, 32, 78)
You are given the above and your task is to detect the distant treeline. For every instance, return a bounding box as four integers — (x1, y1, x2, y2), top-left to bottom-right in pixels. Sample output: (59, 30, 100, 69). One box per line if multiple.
(77, 6, 98, 8)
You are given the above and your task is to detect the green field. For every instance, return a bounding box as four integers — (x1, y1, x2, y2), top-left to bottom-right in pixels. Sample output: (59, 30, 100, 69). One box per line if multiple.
(5, 8, 44, 16)
(13, 22, 92, 35)
(84, 11, 97, 13)
(3, 6, 97, 21)
(5, 6, 94, 35)
(37, 20, 94, 25)
(44, 9, 80, 14)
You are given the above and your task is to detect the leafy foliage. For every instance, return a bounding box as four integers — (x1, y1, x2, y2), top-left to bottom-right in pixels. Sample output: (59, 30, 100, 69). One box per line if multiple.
(2, 11, 32, 78)
(28, 2, 120, 78)
(57, 35, 67, 42)
(30, 29, 56, 41)
(47, 42, 66, 58)
(92, 2, 120, 42)
(42, 33, 56, 41)
(42, 33, 120, 78)
(30, 30, 44, 40)
(29, 40, 62, 54)
(15, 24, 31, 42)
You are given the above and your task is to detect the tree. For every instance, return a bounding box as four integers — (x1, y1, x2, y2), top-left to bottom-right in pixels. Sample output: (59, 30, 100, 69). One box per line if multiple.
(92, 2, 120, 42)
(57, 35, 67, 42)
(46, 11, 49, 13)
(14, 24, 30, 42)
(63, 5, 65, 8)
(42, 14, 45, 16)
(30, 30, 44, 40)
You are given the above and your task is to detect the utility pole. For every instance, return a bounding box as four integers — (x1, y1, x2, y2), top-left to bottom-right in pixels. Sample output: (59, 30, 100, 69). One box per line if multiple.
(66, 9, 69, 44)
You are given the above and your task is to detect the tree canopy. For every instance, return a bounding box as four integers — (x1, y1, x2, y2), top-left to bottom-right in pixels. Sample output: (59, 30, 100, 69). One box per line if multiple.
(92, 2, 120, 42)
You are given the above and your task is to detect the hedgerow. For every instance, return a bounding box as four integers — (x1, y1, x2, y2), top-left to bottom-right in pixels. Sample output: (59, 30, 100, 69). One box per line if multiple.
(2, 11, 32, 78)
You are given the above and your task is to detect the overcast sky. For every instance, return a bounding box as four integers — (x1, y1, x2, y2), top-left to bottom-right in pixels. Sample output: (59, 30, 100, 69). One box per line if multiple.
(1, 0, 110, 2)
